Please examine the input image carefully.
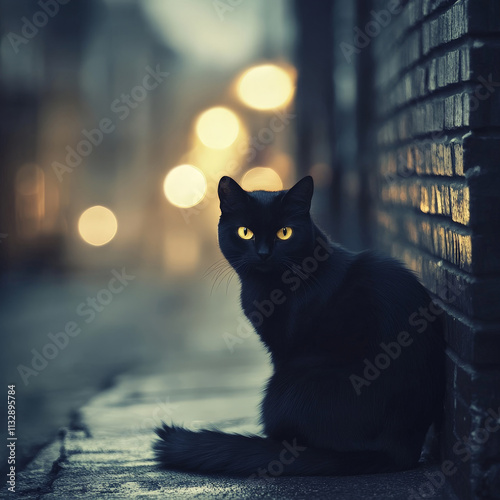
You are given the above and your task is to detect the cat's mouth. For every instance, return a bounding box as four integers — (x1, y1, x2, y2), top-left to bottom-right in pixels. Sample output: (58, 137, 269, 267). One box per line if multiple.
(253, 261, 274, 272)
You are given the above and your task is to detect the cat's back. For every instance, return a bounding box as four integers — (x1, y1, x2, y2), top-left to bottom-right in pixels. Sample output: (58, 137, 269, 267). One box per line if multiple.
(331, 248, 441, 343)
(338, 249, 428, 307)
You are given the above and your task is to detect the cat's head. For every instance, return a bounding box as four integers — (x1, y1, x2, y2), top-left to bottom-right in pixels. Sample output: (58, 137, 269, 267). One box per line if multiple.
(217, 176, 315, 275)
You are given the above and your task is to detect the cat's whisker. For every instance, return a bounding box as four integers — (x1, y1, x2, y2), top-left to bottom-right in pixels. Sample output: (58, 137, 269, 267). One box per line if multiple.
(210, 270, 230, 295)
(214, 267, 235, 294)
(209, 257, 246, 295)
(226, 269, 237, 290)
(209, 265, 231, 293)
(203, 259, 230, 279)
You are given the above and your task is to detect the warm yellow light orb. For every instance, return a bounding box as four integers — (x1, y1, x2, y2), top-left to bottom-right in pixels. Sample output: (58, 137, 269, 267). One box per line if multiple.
(195, 107, 240, 149)
(78, 206, 118, 246)
(163, 164, 207, 208)
(241, 167, 283, 191)
(237, 64, 294, 110)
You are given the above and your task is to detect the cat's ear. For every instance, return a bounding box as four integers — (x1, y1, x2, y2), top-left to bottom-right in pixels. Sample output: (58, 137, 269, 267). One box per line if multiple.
(218, 176, 248, 213)
(282, 176, 313, 214)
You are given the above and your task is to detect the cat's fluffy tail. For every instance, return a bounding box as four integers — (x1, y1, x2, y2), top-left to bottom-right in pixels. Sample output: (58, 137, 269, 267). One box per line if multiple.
(153, 424, 398, 477)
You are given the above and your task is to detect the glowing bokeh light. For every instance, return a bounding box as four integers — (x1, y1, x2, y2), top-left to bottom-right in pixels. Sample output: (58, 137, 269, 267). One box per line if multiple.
(163, 164, 207, 208)
(195, 107, 240, 149)
(78, 206, 118, 246)
(237, 64, 295, 110)
(241, 167, 283, 191)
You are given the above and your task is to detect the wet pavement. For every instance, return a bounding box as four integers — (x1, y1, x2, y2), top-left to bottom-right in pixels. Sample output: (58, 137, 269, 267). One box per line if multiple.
(2, 273, 457, 499)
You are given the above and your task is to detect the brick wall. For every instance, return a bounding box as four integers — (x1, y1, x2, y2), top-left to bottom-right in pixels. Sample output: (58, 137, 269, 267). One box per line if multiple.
(370, 0, 500, 498)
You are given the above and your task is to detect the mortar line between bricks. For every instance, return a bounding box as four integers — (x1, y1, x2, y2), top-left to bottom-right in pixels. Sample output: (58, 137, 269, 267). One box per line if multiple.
(376, 205, 473, 234)
(390, 241, 477, 283)
(433, 294, 500, 330)
(377, 127, 473, 146)
(377, 81, 475, 124)
(375, 131, 466, 153)
(445, 343, 500, 374)
(380, 175, 467, 185)
(377, 126, 500, 151)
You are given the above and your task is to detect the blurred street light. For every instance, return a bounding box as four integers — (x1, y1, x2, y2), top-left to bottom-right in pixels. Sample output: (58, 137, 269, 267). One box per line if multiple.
(163, 164, 207, 208)
(195, 107, 240, 149)
(236, 64, 295, 110)
(241, 167, 283, 191)
(78, 206, 118, 246)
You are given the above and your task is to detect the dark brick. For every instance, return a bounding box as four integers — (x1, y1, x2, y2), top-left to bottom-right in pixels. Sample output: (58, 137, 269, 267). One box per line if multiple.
(450, 184, 469, 224)
(451, 140, 464, 177)
(446, 50, 460, 86)
(451, 2, 467, 41)
(454, 93, 463, 127)
(429, 18, 439, 49)
(460, 46, 471, 81)
(428, 57, 437, 90)
(422, 20, 431, 54)
(445, 95, 455, 128)
(437, 55, 447, 87)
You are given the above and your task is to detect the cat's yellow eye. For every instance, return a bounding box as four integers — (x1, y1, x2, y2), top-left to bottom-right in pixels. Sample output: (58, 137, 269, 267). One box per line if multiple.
(277, 227, 293, 240)
(238, 227, 254, 240)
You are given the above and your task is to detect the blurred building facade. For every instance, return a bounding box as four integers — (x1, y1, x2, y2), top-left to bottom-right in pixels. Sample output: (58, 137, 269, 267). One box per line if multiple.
(294, 1, 500, 498)
(0, 0, 296, 278)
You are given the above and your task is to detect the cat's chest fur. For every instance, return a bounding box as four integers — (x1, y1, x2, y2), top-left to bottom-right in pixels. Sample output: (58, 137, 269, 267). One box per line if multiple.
(238, 256, 371, 366)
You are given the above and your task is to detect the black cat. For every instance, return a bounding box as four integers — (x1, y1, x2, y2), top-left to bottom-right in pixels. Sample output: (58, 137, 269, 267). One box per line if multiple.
(154, 176, 444, 476)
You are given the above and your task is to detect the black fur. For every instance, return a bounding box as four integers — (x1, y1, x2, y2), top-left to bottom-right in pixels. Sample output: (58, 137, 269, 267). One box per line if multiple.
(154, 176, 444, 476)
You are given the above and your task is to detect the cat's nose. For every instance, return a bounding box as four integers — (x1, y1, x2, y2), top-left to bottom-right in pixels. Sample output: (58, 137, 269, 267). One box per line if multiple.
(256, 242, 271, 261)
(257, 251, 271, 261)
